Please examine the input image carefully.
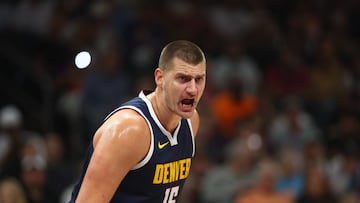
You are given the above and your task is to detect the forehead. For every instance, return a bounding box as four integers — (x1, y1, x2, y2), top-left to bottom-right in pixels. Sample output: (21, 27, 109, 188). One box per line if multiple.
(169, 57, 206, 75)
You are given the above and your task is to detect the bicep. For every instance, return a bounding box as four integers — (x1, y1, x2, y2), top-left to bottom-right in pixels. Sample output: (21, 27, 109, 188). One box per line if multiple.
(76, 114, 150, 202)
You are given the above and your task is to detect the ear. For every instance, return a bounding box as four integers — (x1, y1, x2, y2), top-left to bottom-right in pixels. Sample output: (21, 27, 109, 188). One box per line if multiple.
(154, 68, 163, 87)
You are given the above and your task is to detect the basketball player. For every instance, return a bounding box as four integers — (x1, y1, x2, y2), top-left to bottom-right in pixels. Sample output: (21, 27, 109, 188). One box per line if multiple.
(69, 40, 207, 202)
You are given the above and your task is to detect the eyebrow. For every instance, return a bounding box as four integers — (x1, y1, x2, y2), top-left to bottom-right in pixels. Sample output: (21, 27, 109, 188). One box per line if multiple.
(175, 72, 206, 78)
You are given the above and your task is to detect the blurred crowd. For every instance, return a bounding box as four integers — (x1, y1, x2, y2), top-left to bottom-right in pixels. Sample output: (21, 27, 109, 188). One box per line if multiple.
(0, 0, 360, 203)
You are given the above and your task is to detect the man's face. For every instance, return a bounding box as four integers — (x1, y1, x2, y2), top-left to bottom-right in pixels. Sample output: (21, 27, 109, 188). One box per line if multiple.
(158, 57, 206, 118)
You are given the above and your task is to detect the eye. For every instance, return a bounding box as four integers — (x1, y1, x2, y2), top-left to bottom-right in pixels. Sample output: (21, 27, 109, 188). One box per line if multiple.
(180, 76, 187, 81)
(178, 75, 190, 82)
(195, 77, 204, 83)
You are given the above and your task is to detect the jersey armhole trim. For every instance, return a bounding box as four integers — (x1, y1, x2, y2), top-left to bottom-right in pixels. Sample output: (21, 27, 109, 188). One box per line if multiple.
(187, 119, 195, 157)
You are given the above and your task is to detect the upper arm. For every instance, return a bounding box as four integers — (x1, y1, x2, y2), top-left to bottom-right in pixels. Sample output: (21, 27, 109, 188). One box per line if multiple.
(76, 109, 150, 203)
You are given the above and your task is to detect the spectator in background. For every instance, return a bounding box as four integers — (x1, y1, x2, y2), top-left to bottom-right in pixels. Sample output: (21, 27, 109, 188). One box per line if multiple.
(327, 112, 360, 159)
(296, 165, 337, 203)
(0, 177, 27, 203)
(210, 75, 257, 139)
(306, 37, 348, 129)
(11, 0, 54, 36)
(327, 152, 360, 198)
(0, 105, 27, 179)
(200, 138, 256, 203)
(302, 139, 327, 170)
(299, 11, 323, 66)
(234, 158, 294, 203)
(19, 135, 57, 203)
(275, 148, 305, 198)
(207, 0, 256, 38)
(209, 38, 261, 95)
(267, 96, 320, 152)
(326, 112, 360, 197)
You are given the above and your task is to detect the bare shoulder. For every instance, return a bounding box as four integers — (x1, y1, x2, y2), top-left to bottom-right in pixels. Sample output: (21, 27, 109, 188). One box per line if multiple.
(93, 108, 150, 154)
(189, 109, 200, 137)
(91, 108, 151, 168)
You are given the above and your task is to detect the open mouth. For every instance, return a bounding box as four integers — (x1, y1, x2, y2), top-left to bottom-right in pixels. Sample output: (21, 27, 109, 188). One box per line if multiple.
(181, 99, 195, 108)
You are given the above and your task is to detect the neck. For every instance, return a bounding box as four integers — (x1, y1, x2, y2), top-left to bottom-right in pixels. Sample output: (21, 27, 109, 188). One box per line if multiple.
(148, 89, 181, 133)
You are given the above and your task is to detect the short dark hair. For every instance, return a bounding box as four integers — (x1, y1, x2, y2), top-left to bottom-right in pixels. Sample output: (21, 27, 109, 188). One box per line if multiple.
(158, 40, 205, 71)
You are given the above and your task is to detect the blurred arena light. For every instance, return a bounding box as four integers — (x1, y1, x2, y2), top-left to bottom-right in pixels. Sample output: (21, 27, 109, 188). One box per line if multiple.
(75, 51, 91, 69)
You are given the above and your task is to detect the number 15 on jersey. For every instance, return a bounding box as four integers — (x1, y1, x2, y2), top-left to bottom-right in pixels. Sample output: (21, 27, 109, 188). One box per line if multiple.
(163, 186, 179, 203)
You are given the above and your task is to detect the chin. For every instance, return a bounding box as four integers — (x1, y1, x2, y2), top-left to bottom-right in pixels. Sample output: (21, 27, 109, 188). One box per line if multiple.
(179, 111, 194, 119)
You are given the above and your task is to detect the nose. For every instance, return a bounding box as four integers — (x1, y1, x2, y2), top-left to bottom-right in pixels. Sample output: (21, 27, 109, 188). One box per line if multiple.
(186, 79, 197, 96)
